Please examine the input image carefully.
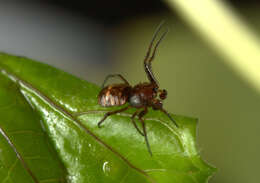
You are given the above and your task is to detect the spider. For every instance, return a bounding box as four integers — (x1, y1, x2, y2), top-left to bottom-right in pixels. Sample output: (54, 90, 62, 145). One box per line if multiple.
(97, 22, 178, 156)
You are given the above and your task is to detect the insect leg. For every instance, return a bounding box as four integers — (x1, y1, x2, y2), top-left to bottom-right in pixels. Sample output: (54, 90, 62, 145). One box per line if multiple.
(98, 105, 130, 127)
(101, 74, 129, 88)
(160, 108, 179, 128)
(131, 110, 145, 136)
(138, 107, 153, 156)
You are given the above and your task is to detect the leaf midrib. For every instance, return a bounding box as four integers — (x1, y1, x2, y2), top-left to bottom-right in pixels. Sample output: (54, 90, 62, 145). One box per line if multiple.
(0, 68, 155, 183)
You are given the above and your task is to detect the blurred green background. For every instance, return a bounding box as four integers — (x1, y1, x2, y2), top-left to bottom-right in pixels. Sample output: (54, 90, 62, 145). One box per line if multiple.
(1, 0, 260, 183)
(115, 17, 260, 183)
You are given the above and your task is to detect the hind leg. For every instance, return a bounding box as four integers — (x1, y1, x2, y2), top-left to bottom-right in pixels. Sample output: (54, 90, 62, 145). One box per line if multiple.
(98, 105, 130, 127)
(102, 74, 129, 88)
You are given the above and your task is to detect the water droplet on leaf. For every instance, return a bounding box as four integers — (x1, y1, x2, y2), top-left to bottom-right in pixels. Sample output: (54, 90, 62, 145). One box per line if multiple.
(102, 161, 111, 176)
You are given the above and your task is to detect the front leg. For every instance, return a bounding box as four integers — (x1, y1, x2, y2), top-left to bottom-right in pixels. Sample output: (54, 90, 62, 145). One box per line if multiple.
(131, 110, 144, 136)
(138, 107, 153, 156)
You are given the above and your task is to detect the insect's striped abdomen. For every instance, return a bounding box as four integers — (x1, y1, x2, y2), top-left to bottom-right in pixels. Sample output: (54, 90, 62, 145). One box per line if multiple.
(98, 84, 131, 107)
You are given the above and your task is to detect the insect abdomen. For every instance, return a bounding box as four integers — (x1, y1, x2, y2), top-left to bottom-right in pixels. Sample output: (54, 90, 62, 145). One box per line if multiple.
(98, 84, 131, 107)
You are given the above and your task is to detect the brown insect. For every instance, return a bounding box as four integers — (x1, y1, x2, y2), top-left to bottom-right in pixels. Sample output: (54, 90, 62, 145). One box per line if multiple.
(97, 22, 178, 156)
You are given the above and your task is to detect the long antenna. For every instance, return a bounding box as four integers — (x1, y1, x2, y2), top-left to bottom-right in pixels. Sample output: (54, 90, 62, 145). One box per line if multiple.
(144, 20, 166, 62)
(148, 28, 169, 62)
(144, 21, 169, 87)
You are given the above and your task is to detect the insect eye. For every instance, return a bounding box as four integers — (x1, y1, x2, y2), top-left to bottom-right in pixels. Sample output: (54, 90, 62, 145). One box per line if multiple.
(159, 89, 167, 100)
(153, 88, 158, 92)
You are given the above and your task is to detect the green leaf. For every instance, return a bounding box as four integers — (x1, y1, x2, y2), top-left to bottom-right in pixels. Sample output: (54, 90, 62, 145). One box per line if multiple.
(0, 53, 216, 183)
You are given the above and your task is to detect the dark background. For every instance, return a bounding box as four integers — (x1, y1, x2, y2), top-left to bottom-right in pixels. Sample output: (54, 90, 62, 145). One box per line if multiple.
(40, 0, 257, 24)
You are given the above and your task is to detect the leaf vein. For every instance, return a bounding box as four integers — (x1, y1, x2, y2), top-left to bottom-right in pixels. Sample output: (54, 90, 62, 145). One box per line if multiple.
(8, 130, 44, 136)
(119, 167, 129, 183)
(1, 68, 156, 183)
(75, 110, 184, 152)
(0, 124, 39, 183)
(2, 159, 18, 183)
(39, 178, 65, 183)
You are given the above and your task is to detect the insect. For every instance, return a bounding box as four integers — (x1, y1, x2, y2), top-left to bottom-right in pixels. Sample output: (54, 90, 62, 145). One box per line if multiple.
(97, 22, 178, 156)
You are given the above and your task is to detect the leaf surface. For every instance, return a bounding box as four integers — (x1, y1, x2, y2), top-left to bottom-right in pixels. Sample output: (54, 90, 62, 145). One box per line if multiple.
(0, 53, 215, 183)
